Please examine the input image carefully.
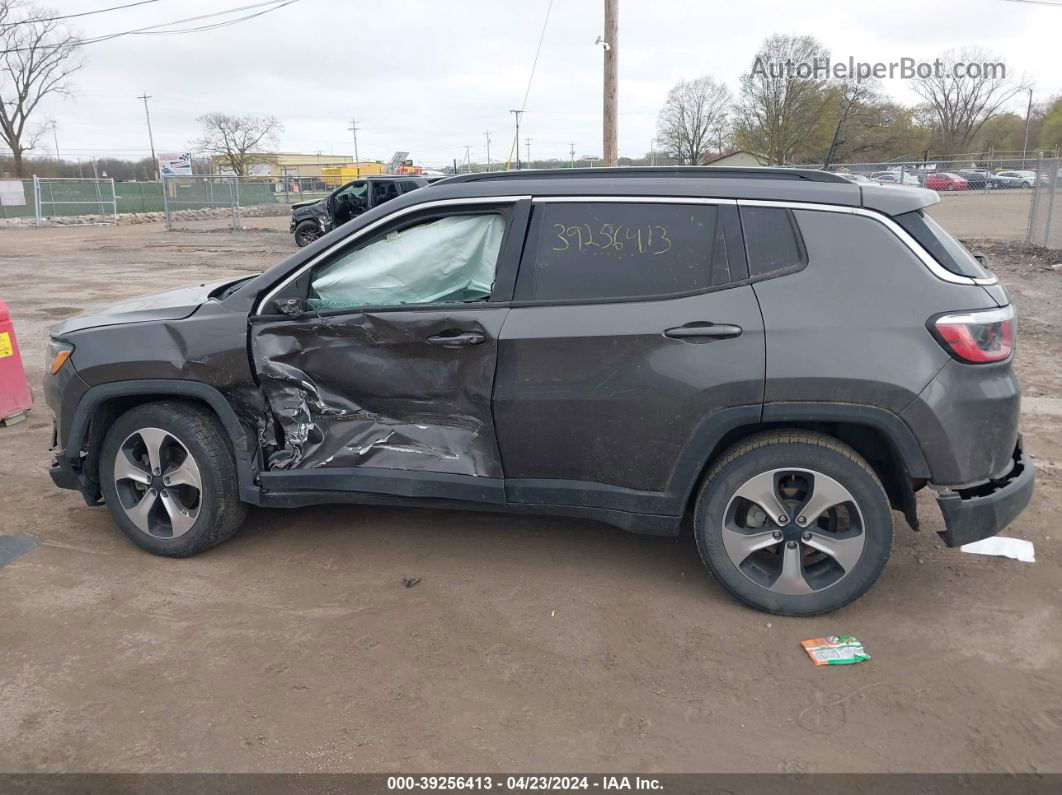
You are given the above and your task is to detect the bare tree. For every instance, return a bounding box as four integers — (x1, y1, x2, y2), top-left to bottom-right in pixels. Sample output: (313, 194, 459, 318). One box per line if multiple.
(655, 76, 730, 165)
(822, 79, 876, 168)
(193, 113, 282, 175)
(911, 48, 1025, 155)
(734, 34, 831, 165)
(0, 1, 80, 177)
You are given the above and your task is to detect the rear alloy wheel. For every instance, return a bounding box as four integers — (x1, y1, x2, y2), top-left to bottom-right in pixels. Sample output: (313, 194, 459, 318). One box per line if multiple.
(294, 219, 321, 247)
(99, 401, 246, 557)
(694, 431, 892, 615)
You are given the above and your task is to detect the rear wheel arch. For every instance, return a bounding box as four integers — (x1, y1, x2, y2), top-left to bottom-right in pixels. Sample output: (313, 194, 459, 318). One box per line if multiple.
(685, 408, 928, 531)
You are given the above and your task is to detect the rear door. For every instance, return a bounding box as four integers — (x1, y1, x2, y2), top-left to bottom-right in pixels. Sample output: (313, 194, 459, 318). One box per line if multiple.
(493, 197, 765, 515)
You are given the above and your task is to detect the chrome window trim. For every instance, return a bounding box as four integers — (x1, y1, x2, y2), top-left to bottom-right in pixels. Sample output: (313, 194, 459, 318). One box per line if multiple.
(532, 196, 738, 206)
(736, 199, 998, 286)
(255, 195, 530, 315)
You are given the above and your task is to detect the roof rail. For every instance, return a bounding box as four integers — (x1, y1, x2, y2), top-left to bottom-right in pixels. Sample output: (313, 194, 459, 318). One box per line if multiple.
(436, 166, 850, 185)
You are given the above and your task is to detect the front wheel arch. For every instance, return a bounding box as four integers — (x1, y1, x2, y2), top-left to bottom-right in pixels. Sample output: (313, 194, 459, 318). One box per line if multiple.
(63, 381, 260, 505)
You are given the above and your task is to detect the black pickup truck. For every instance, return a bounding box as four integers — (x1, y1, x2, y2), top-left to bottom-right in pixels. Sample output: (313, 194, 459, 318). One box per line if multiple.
(290, 175, 430, 246)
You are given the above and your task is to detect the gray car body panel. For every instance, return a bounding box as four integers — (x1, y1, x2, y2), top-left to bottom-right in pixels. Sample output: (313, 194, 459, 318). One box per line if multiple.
(51, 279, 234, 335)
(43, 168, 1026, 539)
(494, 288, 765, 499)
(900, 360, 1021, 485)
(755, 209, 993, 411)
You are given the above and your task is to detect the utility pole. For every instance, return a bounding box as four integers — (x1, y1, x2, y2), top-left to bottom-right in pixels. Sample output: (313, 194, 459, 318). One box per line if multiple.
(509, 109, 524, 169)
(602, 0, 618, 167)
(570, 141, 576, 168)
(1021, 88, 1033, 170)
(137, 92, 158, 180)
(50, 121, 60, 166)
(348, 116, 361, 176)
(524, 137, 533, 169)
(464, 145, 472, 173)
(484, 131, 491, 172)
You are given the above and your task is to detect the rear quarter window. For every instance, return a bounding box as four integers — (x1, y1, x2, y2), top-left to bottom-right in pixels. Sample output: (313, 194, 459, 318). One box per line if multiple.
(894, 210, 989, 279)
(739, 206, 808, 277)
(516, 201, 742, 303)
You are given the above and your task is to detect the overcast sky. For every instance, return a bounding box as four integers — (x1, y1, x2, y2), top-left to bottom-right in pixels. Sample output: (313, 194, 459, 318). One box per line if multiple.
(31, 0, 1062, 168)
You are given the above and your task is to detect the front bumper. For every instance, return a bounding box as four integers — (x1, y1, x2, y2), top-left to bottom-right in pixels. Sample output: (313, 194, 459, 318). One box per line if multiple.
(49, 447, 102, 505)
(936, 438, 1034, 547)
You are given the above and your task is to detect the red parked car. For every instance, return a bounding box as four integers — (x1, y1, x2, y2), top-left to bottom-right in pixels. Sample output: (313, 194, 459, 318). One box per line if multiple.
(925, 172, 970, 191)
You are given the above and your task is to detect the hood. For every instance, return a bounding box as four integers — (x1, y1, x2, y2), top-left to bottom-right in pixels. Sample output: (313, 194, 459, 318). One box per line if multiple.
(291, 198, 327, 215)
(52, 278, 233, 336)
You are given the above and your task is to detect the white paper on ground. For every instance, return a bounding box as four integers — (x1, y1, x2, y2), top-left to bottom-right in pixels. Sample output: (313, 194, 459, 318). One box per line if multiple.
(960, 536, 1036, 563)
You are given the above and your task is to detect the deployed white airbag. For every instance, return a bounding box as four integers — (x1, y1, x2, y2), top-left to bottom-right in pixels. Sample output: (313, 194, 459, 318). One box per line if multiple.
(310, 213, 505, 309)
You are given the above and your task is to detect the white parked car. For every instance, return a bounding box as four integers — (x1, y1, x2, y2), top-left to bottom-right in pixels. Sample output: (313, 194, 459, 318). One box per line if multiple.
(990, 170, 1037, 189)
(871, 171, 920, 186)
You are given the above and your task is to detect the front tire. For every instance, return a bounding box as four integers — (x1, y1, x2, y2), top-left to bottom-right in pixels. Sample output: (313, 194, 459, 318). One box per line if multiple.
(694, 431, 892, 616)
(294, 219, 321, 247)
(99, 401, 247, 557)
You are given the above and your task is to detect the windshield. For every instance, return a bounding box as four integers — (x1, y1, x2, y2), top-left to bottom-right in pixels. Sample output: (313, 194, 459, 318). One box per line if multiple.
(895, 210, 990, 279)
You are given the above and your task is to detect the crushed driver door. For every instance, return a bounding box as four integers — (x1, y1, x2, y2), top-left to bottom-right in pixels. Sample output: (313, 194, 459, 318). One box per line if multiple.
(250, 198, 529, 499)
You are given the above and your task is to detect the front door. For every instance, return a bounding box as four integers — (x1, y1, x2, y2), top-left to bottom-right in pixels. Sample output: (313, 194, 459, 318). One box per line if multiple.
(494, 198, 765, 515)
(251, 198, 529, 499)
(329, 180, 368, 226)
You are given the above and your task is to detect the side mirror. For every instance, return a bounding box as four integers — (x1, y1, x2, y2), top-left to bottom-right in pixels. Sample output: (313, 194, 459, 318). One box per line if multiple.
(275, 297, 307, 318)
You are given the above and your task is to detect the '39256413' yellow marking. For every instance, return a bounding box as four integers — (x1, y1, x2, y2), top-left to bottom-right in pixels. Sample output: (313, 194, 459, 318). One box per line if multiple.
(0, 331, 13, 358)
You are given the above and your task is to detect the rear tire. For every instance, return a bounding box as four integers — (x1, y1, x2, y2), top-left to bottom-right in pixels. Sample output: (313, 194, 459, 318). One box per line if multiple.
(99, 401, 247, 557)
(294, 219, 321, 247)
(693, 431, 892, 616)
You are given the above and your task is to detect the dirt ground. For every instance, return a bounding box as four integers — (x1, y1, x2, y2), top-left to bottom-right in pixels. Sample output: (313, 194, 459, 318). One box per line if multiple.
(0, 210, 1060, 774)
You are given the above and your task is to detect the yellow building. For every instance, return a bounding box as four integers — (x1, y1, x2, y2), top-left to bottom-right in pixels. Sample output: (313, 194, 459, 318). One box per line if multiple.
(321, 162, 388, 185)
(210, 153, 360, 178)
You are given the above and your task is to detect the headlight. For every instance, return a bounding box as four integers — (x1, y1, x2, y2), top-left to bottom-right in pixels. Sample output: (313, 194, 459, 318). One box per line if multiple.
(47, 338, 74, 375)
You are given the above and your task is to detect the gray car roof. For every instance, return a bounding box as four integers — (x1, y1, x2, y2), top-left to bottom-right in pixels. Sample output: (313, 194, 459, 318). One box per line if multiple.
(405, 167, 938, 217)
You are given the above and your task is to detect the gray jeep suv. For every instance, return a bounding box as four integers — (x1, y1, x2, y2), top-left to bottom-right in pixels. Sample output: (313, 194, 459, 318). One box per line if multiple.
(44, 167, 1034, 615)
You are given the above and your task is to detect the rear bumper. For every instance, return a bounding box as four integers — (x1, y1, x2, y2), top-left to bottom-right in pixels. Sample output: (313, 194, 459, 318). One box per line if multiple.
(936, 437, 1034, 547)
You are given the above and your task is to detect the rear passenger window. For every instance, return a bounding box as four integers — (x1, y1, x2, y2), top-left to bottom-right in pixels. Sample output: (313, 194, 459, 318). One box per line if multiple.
(740, 206, 807, 277)
(517, 202, 736, 302)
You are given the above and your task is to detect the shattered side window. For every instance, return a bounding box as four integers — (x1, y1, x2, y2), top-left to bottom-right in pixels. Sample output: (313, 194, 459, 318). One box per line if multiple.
(309, 213, 506, 310)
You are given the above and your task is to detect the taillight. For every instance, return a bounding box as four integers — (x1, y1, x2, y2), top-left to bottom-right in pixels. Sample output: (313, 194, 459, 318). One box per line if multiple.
(931, 305, 1015, 363)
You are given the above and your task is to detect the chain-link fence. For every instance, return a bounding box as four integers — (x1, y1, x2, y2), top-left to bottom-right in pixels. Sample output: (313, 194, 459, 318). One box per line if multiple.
(1027, 158, 1061, 250)
(161, 174, 302, 231)
(784, 158, 1055, 243)
(0, 179, 177, 221)
(32, 177, 117, 226)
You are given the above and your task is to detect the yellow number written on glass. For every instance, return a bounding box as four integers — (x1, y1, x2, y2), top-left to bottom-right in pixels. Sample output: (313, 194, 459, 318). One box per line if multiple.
(551, 222, 670, 255)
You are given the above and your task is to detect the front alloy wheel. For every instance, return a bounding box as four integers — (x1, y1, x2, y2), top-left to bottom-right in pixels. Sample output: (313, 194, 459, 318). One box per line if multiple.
(113, 427, 202, 538)
(99, 401, 246, 557)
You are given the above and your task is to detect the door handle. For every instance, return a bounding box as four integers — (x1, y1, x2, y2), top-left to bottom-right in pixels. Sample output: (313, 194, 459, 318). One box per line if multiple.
(426, 331, 486, 347)
(664, 323, 742, 341)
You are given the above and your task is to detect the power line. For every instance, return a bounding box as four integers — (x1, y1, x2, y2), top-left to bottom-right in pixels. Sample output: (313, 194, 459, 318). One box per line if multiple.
(519, 0, 555, 111)
(1000, 0, 1062, 5)
(5, 0, 164, 25)
(0, 0, 300, 54)
(504, 0, 553, 169)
